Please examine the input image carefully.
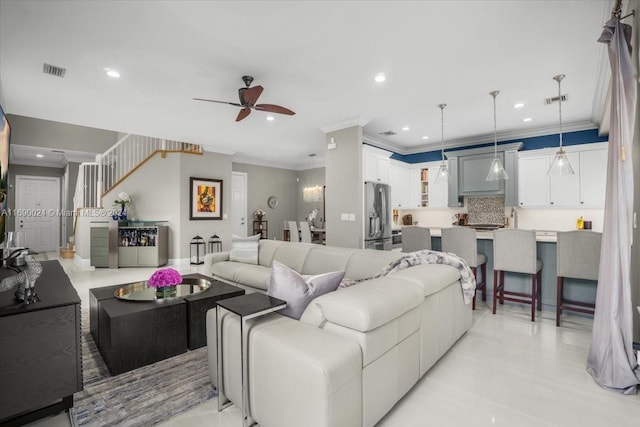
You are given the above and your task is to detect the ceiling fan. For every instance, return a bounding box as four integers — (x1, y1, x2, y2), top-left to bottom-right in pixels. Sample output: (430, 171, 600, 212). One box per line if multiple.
(193, 75, 295, 122)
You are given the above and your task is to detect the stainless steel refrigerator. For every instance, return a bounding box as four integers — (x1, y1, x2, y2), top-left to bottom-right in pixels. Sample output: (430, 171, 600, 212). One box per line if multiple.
(364, 181, 392, 250)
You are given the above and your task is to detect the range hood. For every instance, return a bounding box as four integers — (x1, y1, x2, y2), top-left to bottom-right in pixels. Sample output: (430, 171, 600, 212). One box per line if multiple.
(444, 142, 523, 206)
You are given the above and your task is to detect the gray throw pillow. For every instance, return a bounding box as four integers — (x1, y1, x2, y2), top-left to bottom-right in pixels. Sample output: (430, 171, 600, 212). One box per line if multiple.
(268, 260, 345, 320)
(229, 234, 260, 265)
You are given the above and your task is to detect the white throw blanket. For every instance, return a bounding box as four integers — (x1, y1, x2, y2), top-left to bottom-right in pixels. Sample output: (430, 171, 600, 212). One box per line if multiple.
(340, 250, 477, 304)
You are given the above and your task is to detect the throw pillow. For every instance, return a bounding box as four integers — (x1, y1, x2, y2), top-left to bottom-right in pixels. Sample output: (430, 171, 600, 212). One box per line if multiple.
(229, 234, 261, 265)
(268, 260, 345, 320)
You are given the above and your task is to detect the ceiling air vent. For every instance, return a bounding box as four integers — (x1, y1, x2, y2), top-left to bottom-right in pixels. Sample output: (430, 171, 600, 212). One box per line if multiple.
(379, 130, 397, 136)
(544, 94, 568, 105)
(43, 63, 66, 78)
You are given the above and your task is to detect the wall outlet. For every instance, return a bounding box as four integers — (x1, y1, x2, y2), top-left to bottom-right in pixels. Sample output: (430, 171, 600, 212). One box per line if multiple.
(348, 213, 355, 221)
(341, 213, 348, 221)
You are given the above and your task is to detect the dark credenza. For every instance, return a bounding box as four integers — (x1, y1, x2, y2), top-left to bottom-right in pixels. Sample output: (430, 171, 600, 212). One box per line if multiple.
(0, 261, 82, 426)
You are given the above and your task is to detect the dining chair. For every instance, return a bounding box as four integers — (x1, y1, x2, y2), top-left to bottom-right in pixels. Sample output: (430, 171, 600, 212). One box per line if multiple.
(556, 230, 601, 326)
(441, 227, 487, 310)
(493, 229, 542, 321)
(299, 221, 312, 243)
(401, 226, 431, 252)
(287, 221, 300, 242)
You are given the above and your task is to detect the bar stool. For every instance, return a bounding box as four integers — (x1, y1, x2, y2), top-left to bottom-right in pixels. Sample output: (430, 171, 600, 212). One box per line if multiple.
(402, 226, 431, 252)
(493, 229, 542, 321)
(441, 227, 487, 310)
(556, 230, 601, 326)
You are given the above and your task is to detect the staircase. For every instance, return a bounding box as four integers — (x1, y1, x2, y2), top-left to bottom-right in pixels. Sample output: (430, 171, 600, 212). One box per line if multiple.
(74, 134, 202, 209)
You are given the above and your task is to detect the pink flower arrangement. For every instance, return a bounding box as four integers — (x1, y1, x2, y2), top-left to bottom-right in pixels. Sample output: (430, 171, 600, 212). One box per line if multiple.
(148, 268, 183, 288)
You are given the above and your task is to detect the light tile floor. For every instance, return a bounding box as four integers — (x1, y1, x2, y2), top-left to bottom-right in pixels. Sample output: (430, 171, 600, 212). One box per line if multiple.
(25, 254, 640, 427)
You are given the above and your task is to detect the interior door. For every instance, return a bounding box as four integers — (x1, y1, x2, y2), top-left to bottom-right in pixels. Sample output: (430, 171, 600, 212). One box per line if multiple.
(15, 175, 60, 252)
(231, 172, 247, 237)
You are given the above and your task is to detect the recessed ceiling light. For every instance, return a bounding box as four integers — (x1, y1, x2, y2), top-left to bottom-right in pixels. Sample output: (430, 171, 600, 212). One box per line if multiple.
(266, 115, 275, 121)
(422, 136, 429, 140)
(105, 68, 120, 78)
(514, 103, 524, 109)
(402, 126, 410, 131)
(36, 154, 44, 158)
(374, 73, 386, 83)
(523, 117, 533, 122)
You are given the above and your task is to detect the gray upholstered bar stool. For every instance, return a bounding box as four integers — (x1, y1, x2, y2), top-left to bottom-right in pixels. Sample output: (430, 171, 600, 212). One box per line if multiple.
(401, 226, 431, 252)
(441, 227, 487, 310)
(492, 229, 542, 321)
(556, 230, 601, 326)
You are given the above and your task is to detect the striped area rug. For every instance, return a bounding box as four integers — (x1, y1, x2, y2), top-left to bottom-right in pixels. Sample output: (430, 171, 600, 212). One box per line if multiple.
(70, 308, 217, 426)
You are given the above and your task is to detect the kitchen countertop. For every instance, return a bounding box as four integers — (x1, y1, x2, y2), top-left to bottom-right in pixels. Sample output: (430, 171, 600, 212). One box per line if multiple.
(429, 227, 558, 243)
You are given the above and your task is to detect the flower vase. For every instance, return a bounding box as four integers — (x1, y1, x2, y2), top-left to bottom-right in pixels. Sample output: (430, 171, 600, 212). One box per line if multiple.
(156, 285, 177, 299)
(119, 204, 127, 221)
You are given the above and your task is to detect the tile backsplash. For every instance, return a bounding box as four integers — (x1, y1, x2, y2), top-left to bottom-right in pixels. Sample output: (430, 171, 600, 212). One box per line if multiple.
(467, 196, 505, 225)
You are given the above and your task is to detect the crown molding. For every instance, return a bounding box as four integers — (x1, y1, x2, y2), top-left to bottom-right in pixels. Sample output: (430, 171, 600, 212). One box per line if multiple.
(320, 117, 370, 134)
(365, 120, 598, 156)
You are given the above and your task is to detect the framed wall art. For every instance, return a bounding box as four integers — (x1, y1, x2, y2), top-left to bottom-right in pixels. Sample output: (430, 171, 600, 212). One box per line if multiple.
(190, 177, 223, 220)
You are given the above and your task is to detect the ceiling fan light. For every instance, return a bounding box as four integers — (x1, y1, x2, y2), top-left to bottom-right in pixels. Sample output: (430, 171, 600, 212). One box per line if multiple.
(486, 157, 509, 181)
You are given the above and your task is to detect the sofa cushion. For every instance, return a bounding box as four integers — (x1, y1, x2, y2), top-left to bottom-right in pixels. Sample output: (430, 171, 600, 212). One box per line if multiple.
(258, 239, 286, 267)
(272, 243, 315, 272)
(212, 261, 271, 290)
(344, 250, 403, 280)
(268, 261, 345, 319)
(300, 276, 423, 332)
(300, 246, 356, 276)
(387, 264, 460, 297)
(229, 234, 260, 265)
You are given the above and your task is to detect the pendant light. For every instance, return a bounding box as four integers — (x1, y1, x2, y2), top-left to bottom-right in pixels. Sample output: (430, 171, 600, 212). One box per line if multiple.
(434, 103, 449, 184)
(486, 90, 509, 181)
(547, 74, 575, 175)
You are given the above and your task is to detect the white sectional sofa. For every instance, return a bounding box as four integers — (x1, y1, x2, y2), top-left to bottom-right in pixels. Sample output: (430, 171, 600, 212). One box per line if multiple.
(204, 240, 472, 427)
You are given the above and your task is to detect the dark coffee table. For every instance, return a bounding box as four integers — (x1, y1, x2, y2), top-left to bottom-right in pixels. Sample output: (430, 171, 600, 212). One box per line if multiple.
(89, 274, 244, 375)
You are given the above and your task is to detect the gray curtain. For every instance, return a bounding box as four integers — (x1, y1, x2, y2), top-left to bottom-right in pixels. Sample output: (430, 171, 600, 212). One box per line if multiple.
(587, 16, 640, 394)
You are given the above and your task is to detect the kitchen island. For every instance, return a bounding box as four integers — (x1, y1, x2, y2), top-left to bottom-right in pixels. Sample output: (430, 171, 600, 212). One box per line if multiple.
(427, 228, 596, 314)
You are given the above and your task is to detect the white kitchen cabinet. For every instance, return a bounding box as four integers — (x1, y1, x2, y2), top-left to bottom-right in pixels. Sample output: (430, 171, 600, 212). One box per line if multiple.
(518, 144, 607, 208)
(579, 148, 607, 207)
(389, 163, 410, 208)
(428, 166, 448, 207)
(549, 151, 580, 207)
(518, 155, 550, 207)
(364, 150, 390, 183)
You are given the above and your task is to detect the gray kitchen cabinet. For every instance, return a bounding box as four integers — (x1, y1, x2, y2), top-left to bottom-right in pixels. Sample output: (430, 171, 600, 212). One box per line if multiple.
(459, 152, 504, 195)
(446, 143, 522, 207)
(90, 226, 109, 267)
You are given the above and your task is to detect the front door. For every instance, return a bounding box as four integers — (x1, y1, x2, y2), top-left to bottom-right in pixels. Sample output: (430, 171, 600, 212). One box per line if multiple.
(231, 172, 247, 237)
(15, 175, 60, 252)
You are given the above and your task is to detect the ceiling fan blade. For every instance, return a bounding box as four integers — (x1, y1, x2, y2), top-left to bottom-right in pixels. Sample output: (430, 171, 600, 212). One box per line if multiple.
(254, 104, 296, 116)
(193, 98, 243, 107)
(236, 107, 251, 122)
(240, 85, 264, 106)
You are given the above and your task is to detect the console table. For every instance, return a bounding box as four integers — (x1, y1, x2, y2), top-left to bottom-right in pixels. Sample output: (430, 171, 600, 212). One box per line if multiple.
(0, 261, 82, 426)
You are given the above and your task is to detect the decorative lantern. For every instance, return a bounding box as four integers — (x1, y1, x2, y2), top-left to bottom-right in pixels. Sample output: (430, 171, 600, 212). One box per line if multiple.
(190, 235, 205, 265)
(208, 234, 222, 253)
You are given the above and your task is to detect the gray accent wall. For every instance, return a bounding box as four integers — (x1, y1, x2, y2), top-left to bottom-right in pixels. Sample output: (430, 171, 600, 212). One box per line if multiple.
(233, 162, 298, 241)
(179, 152, 233, 259)
(7, 115, 117, 152)
(325, 126, 363, 248)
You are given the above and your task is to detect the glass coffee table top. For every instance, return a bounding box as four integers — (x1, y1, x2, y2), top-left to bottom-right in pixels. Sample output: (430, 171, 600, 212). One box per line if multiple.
(115, 277, 211, 301)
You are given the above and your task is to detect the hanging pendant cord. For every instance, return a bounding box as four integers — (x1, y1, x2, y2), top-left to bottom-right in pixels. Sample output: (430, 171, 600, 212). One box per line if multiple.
(491, 91, 499, 157)
(553, 74, 565, 150)
(439, 104, 446, 161)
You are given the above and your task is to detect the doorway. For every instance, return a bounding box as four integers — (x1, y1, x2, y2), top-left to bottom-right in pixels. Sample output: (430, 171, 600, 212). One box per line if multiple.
(15, 175, 60, 253)
(231, 172, 247, 237)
